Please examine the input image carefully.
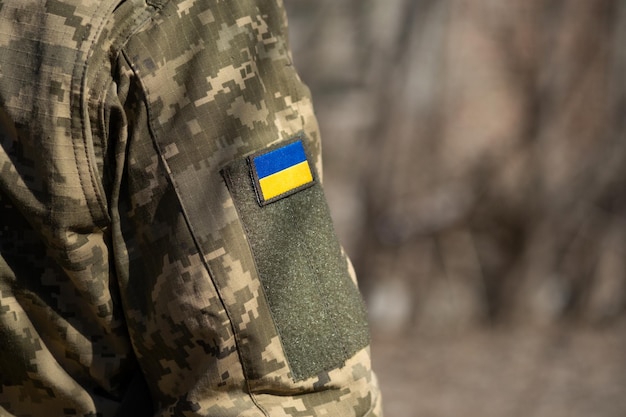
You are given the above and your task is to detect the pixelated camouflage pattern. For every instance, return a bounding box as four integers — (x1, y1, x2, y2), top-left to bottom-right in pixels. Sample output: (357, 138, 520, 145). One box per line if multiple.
(0, 0, 382, 416)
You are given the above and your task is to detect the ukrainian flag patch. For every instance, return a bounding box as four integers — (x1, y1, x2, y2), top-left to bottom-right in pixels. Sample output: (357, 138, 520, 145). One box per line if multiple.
(249, 139, 315, 206)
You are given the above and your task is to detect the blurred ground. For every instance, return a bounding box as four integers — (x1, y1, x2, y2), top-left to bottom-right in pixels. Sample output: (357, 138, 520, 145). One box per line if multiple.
(284, 1, 626, 416)
(371, 322, 626, 417)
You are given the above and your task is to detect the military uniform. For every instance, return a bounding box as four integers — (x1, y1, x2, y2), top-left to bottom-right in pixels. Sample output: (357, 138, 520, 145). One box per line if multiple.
(0, 0, 382, 415)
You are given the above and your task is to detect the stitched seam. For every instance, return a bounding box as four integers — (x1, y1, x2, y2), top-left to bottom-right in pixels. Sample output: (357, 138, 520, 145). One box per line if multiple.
(120, 46, 270, 417)
(93, 9, 158, 146)
(78, 2, 162, 229)
(220, 168, 277, 413)
(93, 7, 161, 211)
(72, 1, 120, 227)
(220, 165, 293, 379)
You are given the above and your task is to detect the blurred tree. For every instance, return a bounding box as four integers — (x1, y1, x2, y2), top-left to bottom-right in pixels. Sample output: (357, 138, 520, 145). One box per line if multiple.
(285, 0, 626, 332)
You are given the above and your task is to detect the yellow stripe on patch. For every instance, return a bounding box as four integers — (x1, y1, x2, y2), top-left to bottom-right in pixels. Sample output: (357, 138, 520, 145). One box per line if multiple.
(258, 161, 313, 201)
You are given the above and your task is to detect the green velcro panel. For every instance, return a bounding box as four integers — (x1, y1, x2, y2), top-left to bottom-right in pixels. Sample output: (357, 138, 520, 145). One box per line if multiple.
(221, 139, 369, 381)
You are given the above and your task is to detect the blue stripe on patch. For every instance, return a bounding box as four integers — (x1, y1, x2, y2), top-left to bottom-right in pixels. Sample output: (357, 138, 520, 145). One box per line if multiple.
(253, 140, 308, 179)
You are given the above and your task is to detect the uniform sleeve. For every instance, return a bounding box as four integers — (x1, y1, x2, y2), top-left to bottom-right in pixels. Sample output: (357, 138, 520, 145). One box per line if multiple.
(106, 0, 384, 415)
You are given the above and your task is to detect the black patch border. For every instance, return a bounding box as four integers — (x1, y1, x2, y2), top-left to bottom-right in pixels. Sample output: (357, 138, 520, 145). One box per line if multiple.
(247, 136, 316, 207)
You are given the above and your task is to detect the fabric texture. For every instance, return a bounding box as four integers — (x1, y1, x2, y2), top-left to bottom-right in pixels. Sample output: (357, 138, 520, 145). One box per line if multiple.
(0, 0, 383, 416)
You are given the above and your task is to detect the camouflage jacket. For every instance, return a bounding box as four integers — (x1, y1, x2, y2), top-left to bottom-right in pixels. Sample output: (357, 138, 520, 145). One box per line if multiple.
(0, 0, 382, 415)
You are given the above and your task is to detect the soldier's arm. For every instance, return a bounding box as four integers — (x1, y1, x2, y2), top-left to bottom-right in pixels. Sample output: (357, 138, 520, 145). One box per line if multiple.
(0, 0, 382, 415)
(108, 0, 383, 415)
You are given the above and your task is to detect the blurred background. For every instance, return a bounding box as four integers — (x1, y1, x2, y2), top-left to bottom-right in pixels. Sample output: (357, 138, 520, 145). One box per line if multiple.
(284, 1, 626, 416)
